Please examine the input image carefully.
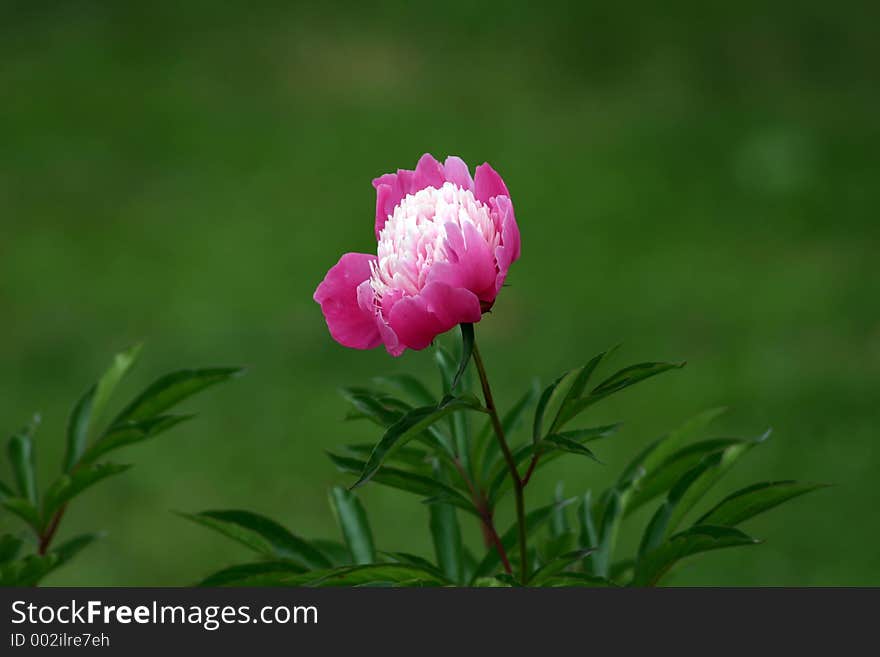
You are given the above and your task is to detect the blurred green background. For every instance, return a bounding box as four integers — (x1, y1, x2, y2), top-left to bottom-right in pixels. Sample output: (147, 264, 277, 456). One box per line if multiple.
(1, 1, 877, 586)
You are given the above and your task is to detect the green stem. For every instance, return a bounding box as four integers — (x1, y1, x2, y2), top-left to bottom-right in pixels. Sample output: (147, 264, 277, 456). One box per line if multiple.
(472, 338, 528, 585)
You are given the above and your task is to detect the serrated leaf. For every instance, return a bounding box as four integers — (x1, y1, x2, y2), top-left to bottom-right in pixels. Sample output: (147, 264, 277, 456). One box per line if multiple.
(113, 367, 242, 425)
(42, 464, 131, 520)
(329, 486, 375, 565)
(632, 525, 760, 586)
(696, 481, 829, 527)
(327, 452, 476, 516)
(471, 497, 577, 582)
(351, 395, 484, 489)
(180, 510, 331, 570)
(79, 414, 194, 465)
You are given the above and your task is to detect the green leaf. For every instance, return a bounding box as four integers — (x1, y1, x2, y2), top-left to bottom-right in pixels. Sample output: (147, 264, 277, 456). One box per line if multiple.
(548, 347, 618, 435)
(0, 479, 13, 500)
(539, 573, 617, 587)
(218, 564, 448, 587)
(0, 535, 23, 564)
(542, 434, 602, 463)
(590, 488, 623, 578)
(472, 497, 577, 581)
(382, 552, 444, 577)
(529, 549, 596, 585)
(550, 482, 570, 537)
(372, 374, 435, 407)
(632, 525, 760, 586)
(310, 539, 352, 566)
(666, 436, 764, 532)
(626, 438, 745, 514)
(329, 486, 375, 565)
(307, 564, 448, 587)
(7, 421, 38, 504)
(0, 554, 59, 587)
(341, 443, 430, 470)
(64, 388, 94, 473)
(180, 510, 331, 570)
(199, 561, 308, 586)
(79, 414, 194, 465)
(618, 407, 727, 491)
(451, 323, 474, 392)
(487, 425, 619, 505)
(556, 361, 685, 428)
(1, 498, 41, 530)
(339, 388, 408, 427)
(428, 463, 463, 583)
(532, 371, 564, 444)
(91, 344, 143, 430)
(112, 367, 243, 425)
(477, 381, 540, 482)
(577, 491, 598, 569)
(696, 481, 830, 527)
(53, 532, 101, 563)
(42, 464, 131, 519)
(351, 395, 484, 489)
(327, 452, 476, 516)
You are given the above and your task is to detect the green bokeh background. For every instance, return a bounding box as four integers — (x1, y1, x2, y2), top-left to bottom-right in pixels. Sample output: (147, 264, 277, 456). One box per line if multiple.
(1, 1, 877, 585)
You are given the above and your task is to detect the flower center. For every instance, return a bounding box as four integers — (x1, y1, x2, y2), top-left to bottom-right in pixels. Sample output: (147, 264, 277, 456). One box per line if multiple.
(369, 182, 500, 306)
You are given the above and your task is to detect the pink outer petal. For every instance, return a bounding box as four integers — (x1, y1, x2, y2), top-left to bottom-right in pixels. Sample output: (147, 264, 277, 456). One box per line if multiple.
(426, 220, 498, 302)
(372, 153, 478, 238)
(313, 253, 382, 350)
(387, 282, 481, 351)
(443, 156, 474, 192)
(474, 162, 510, 205)
(491, 195, 521, 294)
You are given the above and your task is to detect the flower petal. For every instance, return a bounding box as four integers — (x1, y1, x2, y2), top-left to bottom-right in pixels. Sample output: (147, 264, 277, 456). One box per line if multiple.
(387, 282, 481, 351)
(474, 162, 510, 205)
(427, 220, 498, 302)
(491, 195, 521, 293)
(313, 253, 382, 350)
(443, 155, 474, 192)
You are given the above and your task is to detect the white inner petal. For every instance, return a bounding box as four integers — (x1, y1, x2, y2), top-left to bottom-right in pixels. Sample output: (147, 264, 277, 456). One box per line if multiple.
(369, 182, 500, 305)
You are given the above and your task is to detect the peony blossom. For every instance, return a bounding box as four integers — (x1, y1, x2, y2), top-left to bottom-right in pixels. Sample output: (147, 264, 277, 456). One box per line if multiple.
(314, 153, 520, 356)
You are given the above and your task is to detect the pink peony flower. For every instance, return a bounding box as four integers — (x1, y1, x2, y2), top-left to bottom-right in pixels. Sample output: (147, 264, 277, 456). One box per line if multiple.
(314, 153, 521, 356)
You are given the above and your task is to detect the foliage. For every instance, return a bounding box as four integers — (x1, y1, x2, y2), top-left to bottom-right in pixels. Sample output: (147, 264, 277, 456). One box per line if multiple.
(0, 345, 241, 586)
(187, 335, 825, 587)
